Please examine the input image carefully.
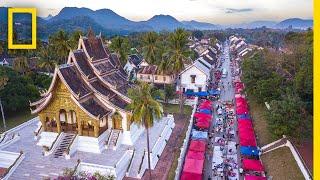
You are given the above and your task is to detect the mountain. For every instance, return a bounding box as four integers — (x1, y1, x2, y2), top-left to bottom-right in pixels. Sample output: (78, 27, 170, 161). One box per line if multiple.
(245, 21, 277, 28)
(43, 14, 53, 20)
(50, 7, 152, 31)
(143, 15, 188, 31)
(275, 18, 313, 29)
(182, 20, 219, 30)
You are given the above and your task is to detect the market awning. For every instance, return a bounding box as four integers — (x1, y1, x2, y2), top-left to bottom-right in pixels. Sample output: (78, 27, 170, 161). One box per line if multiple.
(238, 114, 251, 119)
(195, 91, 209, 97)
(196, 120, 210, 129)
(189, 140, 206, 152)
(240, 146, 260, 156)
(191, 130, 208, 140)
(199, 109, 212, 114)
(181, 158, 204, 180)
(208, 89, 221, 95)
(244, 175, 267, 180)
(194, 112, 212, 119)
(242, 159, 264, 172)
(186, 150, 205, 160)
(198, 105, 212, 110)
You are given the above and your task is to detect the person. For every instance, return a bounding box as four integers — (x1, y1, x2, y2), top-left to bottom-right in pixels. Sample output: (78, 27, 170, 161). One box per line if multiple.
(235, 143, 239, 149)
(239, 168, 244, 176)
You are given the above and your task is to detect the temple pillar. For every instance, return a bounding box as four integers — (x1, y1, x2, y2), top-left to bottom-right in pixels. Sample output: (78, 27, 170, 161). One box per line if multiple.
(55, 112, 62, 133)
(77, 115, 82, 136)
(39, 114, 47, 131)
(94, 121, 99, 138)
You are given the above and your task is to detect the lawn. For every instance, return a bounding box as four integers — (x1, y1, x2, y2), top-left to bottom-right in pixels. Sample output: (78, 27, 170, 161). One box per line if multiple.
(162, 103, 192, 115)
(261, 147, 304, 180)
(0, 110, 36, 133)
(247, 96, 305, 179)
(247, 97, 272, 146)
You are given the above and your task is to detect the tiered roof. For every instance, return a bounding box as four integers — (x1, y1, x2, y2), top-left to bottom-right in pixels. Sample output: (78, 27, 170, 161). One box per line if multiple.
(30, 30, 132, 120)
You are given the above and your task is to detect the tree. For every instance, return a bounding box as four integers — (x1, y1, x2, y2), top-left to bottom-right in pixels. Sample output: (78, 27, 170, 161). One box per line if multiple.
(110, 36, 130, 66)
(38, 46, 57, 74)
(69, 30, 83, 49)
(49, 30, 70, 64)
(192, 30, 203, 40)
(167, 28, 191, 114)
(142, 32, 159, 64)
(127, 82, 163, 180)
(13, 57, 29, 75)
(164, 84, 175, 103)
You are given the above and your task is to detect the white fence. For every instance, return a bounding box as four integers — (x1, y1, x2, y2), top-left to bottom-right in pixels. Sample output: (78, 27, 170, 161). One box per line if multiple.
(174, 97, 198, 180)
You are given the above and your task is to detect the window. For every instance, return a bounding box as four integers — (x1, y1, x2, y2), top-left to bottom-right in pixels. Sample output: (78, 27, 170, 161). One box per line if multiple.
(190, 75, 196, 83)
(155, 76, 158, 80)
(163, 76, 166, 82)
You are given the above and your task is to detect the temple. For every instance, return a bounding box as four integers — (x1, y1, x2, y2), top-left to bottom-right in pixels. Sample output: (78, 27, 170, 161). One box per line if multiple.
(30, 30, 140, 150)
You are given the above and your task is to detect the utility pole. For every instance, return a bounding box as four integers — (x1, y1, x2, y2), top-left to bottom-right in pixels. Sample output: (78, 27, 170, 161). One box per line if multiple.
(0, 98, 6, 131)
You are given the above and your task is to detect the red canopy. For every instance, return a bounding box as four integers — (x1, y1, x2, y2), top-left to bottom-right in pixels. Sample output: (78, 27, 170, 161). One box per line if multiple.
(238, 118, 251, 121)
(236, 106, 249, 114)
(199, 104, 212, 110)
(243, 159, 264, 171)
(196, 120, 210, 129)
(189, 140, 206, 152)
(186, 150, 205, 160)
(181, 158, 204, 180)
(194, 113, 211, 119)
(197, 117, 211, 123)
(244, 175, 267, 180)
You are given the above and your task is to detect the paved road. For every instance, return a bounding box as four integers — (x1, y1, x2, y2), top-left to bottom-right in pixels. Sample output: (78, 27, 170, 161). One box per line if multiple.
(203, 41, 241, 180)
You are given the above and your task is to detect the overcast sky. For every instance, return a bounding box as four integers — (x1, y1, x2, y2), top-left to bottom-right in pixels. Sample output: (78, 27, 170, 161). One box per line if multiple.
(0, 0, 313, 24)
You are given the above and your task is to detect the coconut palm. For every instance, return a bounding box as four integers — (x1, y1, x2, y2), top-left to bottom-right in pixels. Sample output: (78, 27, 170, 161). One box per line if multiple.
(49, 30, 71, 64)
(127, 82, 163, 180)
(142, 32, 158, 64)
(13, 57, 29, 75)
(167, 28, 191, 114)
(110, 36, 129, 66)
(38, 46, 58, 74)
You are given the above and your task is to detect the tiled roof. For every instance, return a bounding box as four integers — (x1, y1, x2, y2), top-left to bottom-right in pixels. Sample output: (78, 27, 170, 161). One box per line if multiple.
(109, 95, 128, 109)
(94, 61, 115, 74)
(59, 65, 91, 98)
(81, 98, 111, 118)
(91, 80, 115, 97)
(73, 50, 95, 79)
(83, 37, 109, 61)
(138, 65, 158, 74)
(128, 54, 142, 67)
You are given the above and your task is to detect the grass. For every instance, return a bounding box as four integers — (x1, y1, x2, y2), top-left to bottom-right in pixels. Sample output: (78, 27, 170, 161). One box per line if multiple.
(247, 96, 273, 145)
(162, 103, 192, 115)
(247, 96, 305, 179)
(261, 147, 304, 180)
(0, 110, 36, 133)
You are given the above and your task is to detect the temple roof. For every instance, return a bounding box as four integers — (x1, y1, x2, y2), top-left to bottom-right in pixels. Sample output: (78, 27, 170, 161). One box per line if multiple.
(30, 32, 132, 119)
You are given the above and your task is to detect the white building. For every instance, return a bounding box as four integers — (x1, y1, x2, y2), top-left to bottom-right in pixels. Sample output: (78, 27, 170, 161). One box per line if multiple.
(177, 60, 210, 93)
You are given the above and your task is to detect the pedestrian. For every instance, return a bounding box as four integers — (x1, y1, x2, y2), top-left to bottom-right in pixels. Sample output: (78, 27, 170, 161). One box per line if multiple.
(235, 143, 239, 149)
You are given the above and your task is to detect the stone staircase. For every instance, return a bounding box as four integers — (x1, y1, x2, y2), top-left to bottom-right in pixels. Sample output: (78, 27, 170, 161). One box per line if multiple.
(107, 129, 121, 149)
(53, 133, 76, 158)
(261, 137, 288, 154)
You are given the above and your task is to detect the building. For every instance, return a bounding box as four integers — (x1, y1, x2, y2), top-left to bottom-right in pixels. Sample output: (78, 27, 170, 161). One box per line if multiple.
(137, 65, 176, 85)
(177, 60, 210, 93)
(30, 30, 141, 153)
(123, 54, 149, 79)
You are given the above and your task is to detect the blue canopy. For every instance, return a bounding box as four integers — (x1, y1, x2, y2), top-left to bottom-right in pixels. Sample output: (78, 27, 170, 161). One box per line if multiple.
(238, 114, 251, 119)
(199, 109, 212, 114)
(195, 91, 209, 97)
(240, 146, 260, 156)
(208, 89, 221, 95)
(191, 129, 208, 140)
(185, 90, 196, 96)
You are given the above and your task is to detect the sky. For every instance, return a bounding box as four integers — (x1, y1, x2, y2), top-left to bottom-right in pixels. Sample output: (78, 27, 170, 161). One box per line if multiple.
(0, 0, 313, 24)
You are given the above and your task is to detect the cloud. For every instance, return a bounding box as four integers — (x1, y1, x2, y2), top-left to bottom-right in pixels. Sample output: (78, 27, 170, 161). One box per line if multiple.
(225, 8, 253, 14)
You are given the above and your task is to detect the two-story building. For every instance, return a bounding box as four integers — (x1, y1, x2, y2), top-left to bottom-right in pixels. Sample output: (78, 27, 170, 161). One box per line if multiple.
(177, 60, 210, 93)
(136, 65, 176, 85)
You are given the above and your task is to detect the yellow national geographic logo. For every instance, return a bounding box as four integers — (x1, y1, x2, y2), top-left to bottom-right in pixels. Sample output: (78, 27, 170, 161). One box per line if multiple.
(8, 8, 37, 49)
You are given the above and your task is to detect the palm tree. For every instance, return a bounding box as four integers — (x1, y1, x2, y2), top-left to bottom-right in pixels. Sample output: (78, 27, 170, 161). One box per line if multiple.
(13, 57, 29, 75)
(127, 82, 163, 180)
(110, 36, 129, 66)
(49, 30, 70, 64)
(38, 46, 57, 74)
(167, 28, 191, 114)
(142, 32, 158, 64)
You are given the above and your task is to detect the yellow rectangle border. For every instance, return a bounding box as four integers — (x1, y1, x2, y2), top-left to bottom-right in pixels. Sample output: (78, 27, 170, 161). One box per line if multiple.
(8, 8, 37, 49)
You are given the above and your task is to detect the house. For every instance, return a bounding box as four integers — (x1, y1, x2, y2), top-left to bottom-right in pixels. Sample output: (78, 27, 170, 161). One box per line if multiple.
(177, 60, 211, 93)
(123, 54, 149, 79)
(137, 65, 176, 85)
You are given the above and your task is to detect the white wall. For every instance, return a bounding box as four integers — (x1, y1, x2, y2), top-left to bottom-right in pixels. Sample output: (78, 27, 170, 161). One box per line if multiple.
(179, 66, 207, 92)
